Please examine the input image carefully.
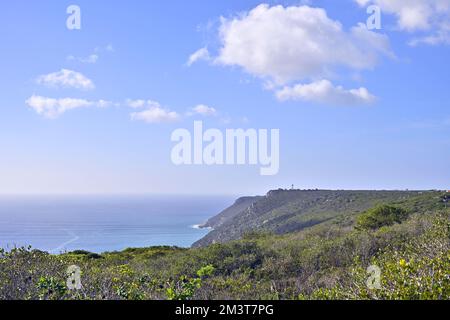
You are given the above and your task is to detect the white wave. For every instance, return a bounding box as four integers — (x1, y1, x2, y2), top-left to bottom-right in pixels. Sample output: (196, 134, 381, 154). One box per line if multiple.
(50, 229, 80, 254)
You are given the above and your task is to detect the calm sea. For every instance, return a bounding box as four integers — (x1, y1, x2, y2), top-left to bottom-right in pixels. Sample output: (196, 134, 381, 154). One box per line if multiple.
(0, 195, 234, 253)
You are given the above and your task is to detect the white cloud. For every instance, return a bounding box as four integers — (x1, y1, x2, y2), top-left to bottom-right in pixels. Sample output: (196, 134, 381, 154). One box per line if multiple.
(67, 44, 114, 64)
(276, 79, 376, 105)
(128, 99, 180, 123)
(129, 101, 217, 121)
(26, 95, 109, 118)
(216, 4, 391, 84)
(409, 31, 450, 46)
(197, 4, 390, 105)
(36, 69, 95, 90)
(26, 95, 179, 123)
(191, 104, 217, 116)
(97, 100, 114, 108)
(126, 99, 147, 108)
(187, 47, 211, 66)
(131, 108, 180, 123)
(125, 99, 161, 109)
(356, 0, 450, 45)
(67, 54, 99, 64)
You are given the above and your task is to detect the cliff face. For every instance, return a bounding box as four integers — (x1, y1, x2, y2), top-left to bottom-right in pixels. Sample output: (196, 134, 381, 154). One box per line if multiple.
(199, 196, 262, 229)
(192, 189, 422, 247)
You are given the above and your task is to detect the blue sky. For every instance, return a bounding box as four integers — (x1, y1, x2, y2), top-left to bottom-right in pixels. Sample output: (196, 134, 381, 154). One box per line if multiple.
(0, 0, 449, 195)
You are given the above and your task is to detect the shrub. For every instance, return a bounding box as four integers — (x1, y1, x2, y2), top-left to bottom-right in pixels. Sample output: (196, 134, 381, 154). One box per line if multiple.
(37, 276, 66, 300)
(357, 205, 409, 230)
(166, 265, 215, 300)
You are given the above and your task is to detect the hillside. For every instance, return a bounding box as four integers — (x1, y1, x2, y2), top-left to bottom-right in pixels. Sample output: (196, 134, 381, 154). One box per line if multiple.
(0, 190, 449, 300)
(193, 189, 425, 247)
(199, 196, 262, 229)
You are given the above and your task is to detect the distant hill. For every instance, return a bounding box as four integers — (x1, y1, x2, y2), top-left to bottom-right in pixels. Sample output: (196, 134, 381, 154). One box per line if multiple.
(193, 189, 425, 247)
(199, 196, 262, 229)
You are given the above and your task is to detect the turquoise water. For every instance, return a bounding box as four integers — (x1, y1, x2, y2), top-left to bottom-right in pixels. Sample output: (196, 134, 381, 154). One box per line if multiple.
(0, 195, 234, 253)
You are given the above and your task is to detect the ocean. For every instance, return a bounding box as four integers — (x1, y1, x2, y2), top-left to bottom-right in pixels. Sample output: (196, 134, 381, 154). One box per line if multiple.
(0, 195, 234, 253)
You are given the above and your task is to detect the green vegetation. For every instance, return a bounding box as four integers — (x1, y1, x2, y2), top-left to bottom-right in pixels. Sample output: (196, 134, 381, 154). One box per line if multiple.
(166, 265, 215, 300)
(193, 190, 426, 247)
(356, 205, 409, 230)
(0, 191, 449, 300)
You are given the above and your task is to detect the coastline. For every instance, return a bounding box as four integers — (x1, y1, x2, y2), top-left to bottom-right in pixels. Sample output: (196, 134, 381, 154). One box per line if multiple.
(0, 195, 232, 254)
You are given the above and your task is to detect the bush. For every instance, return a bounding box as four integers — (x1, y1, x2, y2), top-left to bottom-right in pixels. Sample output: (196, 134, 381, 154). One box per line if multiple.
(357, 205, 409, 230)
(68, 250, 103, 259)
(166, 265, 215, 300)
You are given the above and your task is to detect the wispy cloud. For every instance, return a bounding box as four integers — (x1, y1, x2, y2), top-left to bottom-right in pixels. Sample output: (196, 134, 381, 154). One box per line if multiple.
(276, 80, 376, 105)
(125, 99, 161, 109)
(188, 104, 217, 116)
(130, 108, 180, 123)
(26, 95, 110, 118)
(356, 0, 450, 46)
(67, 54, 99, 64)
(187, 47, 211, 66)
(26, 96, 189, 124)
(67, 44, 114, 64)
(127, 99, 180, 123)
(36, 69, 95, 90)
